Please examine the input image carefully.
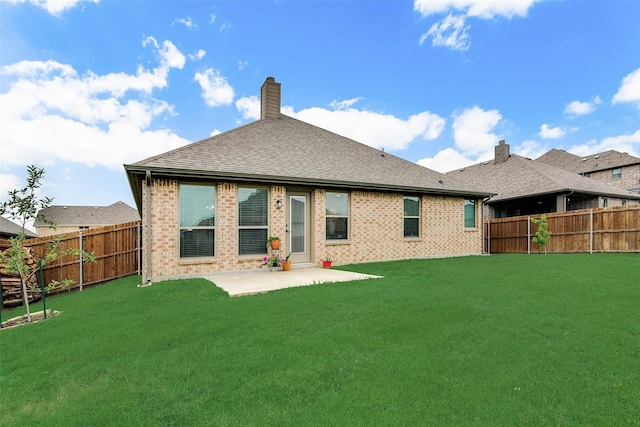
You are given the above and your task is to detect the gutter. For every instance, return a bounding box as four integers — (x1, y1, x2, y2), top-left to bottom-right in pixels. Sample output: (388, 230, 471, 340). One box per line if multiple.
(124, 166, 494, 199)
(481, 195, 493, 254)
(145, 170, 152, 283)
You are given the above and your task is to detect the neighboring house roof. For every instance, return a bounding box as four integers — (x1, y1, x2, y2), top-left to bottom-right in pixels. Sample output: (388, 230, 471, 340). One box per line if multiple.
(34, 202, 140, 227)
(126, 78, 491, 210)
(447, 153, 640, 203)
(536, 148, 640, 174)
(0, 216, 38, 238)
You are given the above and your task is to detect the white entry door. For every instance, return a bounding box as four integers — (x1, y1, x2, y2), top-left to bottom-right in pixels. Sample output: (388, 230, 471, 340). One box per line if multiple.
(287, 192, 311, 263)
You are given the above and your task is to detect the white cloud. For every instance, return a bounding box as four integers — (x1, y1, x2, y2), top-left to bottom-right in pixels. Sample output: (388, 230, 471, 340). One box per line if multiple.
(329, 98, 362, 110)
(284, 104, 445, 151)
(194, 69, 235, 107)
(1, 0, 99, 16)
(189, 49, 206, 61)
(417, 147, 476, 173)
(564, 97, 601, 116)
(173, 16, 196, 30)
(515, 139, 546, 159)
(235, 96, 260, 120)
(421, 14, 470, 51)
(235, 96, 445, 151)
(237, 60, 248, 70)
(613, 68, 640, 108)
(538, 124, 565, 139)
(414, 0, 540, 19)
(0, 174, 23, 202)
(415, 0, 540, 49)
(452, 105, 502, 156)
(568, 130, 640, 158)
(0, 38, 191, 170)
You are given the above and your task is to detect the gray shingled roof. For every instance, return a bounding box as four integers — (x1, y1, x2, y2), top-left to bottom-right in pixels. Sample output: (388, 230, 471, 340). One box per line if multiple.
(34, 202, 140, 227)
(446, 154, 640, 203)
(0, 216, 38, 238)
(536, 148, 640, 174)
(125, 115, 491, 209)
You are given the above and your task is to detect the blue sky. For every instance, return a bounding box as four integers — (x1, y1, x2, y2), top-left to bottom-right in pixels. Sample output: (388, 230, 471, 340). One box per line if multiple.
(2, 0, 640, 226)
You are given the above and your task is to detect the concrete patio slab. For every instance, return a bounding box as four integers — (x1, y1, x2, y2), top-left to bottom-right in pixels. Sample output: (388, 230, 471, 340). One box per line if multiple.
(204, 268, 383, 297)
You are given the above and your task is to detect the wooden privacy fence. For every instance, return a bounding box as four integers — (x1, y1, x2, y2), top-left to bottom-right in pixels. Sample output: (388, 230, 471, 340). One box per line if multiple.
(1, 221, 141, 303)
(484, 205, 640, 254)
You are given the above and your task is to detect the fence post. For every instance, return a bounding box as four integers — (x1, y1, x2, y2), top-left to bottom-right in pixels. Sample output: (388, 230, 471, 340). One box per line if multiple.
(79, 231, 84, 291)
(589, 209, 593, 254)
(0, 275, 3, 327)
(487, 219, 491, 254)
(137, 222, 142, 276)
(527, 216, 531, 254)
(38, 258, 47, 319)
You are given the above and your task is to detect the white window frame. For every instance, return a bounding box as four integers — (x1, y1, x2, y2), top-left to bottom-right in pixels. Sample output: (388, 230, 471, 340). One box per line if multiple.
(326, 191, 349, 240)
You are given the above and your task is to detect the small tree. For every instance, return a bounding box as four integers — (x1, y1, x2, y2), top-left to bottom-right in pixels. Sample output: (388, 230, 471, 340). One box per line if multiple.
(1, 166, 52, 321)
(0, 165, 95, 323)
(531, 214, 552, 254)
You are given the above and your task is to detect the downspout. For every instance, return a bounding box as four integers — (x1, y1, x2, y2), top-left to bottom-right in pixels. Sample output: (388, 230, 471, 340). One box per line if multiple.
(145, 170, 152, 283)
(481, 196, 492, 254)
(564, 190, 574, 211)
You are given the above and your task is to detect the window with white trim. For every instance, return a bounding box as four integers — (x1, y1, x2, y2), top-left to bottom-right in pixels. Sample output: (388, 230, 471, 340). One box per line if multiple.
(403, 196, 420, 238)
(179, 183, 215, 258)
(238, 187, 268, 256)
(326, 192, 348, 240)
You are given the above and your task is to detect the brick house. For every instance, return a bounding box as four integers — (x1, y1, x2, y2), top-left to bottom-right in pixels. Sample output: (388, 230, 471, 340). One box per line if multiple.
(536, 148, 640, 195)
(125, 77, 492, 282)
(34, 201, 140, 237)
(447, 141, 640, 219)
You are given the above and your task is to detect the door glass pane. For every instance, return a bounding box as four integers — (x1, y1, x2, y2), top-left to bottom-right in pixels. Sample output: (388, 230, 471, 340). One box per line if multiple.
(291, 196, 306, 253)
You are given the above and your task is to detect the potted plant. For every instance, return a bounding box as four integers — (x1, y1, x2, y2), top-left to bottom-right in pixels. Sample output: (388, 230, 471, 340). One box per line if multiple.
(322, 255, 332, 268)
(282, 253, 292, 271)
(261, 254, 285, 271)
(266, 236, 281, 250)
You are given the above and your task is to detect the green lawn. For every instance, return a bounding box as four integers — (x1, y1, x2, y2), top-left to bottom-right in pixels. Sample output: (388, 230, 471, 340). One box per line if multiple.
(1, 254, 639, 425)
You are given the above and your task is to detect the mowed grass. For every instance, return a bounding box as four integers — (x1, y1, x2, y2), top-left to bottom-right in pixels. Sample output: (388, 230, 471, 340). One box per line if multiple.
(1, 254, 639, 425)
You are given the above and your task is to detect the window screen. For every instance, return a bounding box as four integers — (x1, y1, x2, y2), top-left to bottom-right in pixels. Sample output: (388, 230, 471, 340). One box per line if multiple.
(404, 196, 420, 238)
(326, 192, 348, 240)
(179, 184, 215, 258)
(464, 199, 476, 228)
(238, 187, 268, 255)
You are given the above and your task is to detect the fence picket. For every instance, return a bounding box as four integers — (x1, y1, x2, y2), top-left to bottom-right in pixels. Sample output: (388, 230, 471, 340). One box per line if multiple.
(1, 222, 141, 305)
(484, 206, 640, 253)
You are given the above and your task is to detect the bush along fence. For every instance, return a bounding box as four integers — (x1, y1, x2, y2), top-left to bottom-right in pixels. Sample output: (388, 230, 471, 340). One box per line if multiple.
(1, 221, 141, 311)
(484, 205, 640, 254)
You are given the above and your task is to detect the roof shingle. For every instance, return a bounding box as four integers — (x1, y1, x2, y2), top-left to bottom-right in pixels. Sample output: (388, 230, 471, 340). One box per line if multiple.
(447, 154, 640, 203)
(126, 115, 491, 207)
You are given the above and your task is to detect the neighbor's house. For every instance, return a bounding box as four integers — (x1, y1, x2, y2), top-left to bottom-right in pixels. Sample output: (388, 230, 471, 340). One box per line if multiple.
(447, 140, 640, 219)
(34, 201, 140, 237)
(0, 216, 38, 239)
(536, 148, 640, 195)
(125, 77, 492, 282)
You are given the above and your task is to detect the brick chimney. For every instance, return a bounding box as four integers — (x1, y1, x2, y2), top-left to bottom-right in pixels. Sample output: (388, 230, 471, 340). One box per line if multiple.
(260, 77, 281, 119)
(494, 140, 510, 164)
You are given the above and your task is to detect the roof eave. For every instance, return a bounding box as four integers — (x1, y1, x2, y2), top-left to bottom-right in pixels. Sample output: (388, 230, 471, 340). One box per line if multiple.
(486, 188, 640, 203)
(124, 165, 493, 207)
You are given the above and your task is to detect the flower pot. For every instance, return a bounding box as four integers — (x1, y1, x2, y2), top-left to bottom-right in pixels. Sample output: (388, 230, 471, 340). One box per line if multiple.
(282, 261, 292, 271)
(270, 240, 281, 250)
(322, 260, 332, 268)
